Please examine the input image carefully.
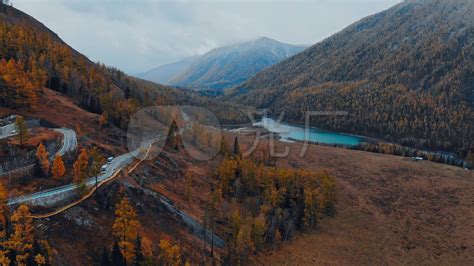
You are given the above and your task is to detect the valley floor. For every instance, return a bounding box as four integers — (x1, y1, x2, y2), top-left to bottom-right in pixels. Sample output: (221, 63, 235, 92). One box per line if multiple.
(27, 130, 474, 265)
(2, 87, 472, 264)
(237, 136, 474, 265)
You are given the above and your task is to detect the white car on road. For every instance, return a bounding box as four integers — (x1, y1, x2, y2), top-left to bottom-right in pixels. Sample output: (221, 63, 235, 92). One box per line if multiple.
(101, 164, 108, 173)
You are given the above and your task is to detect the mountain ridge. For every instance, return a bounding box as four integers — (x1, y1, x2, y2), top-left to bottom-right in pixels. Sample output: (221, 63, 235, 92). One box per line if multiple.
(141, 37, 307, 90)
(226, 0, 474, 156)
(135, 56, 198, 85)
(0, 3, 252, 129)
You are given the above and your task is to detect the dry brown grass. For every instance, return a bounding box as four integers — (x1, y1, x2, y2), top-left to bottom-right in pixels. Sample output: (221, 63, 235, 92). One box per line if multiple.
(4, 93, 469, 265)
(233, 135, 474, 265)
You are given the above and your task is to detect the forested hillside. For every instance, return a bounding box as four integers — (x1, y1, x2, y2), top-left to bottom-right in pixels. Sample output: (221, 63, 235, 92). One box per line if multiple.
(0, 4, 251, 127)
(228, 0, 474, 156)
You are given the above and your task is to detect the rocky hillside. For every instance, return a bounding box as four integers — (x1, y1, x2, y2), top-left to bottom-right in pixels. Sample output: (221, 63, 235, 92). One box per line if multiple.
(227, 0, 474, 156)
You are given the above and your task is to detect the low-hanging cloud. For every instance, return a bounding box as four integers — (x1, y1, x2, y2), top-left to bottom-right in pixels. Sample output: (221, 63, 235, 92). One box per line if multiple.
(14, 0, 400, 74)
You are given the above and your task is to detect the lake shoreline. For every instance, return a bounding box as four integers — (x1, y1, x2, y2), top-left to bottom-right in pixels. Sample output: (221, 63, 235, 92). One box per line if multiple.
(255, 117, 365, 146)
(250, 116, 471, 169)
(259, 115, 383, 144)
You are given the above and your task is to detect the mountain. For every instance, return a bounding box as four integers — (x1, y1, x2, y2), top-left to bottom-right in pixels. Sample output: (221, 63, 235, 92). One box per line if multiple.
(0, 4, 251, 127)
(227, 0, 474, 156)
(1, 2, 474, 265)
(135, 56, 197, 84)
(166, 37, 306, 90)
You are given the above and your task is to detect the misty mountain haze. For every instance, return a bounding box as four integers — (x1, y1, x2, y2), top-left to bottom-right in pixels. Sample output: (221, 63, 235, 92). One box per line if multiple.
(13, 0, 400, 73)
(138, 37, 307, 90)
(135, 56, 198, 85)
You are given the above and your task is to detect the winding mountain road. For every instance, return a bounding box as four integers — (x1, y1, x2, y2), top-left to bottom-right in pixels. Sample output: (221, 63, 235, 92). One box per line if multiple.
(3, 114, 227, 247)
(7, 141, 145, 206)
(51, 128, 77, 158)
(0, 123, 17, 139)
(2, 119, 80, 205)
(1, 122, 77, 178)
(0, 122, 77, 156)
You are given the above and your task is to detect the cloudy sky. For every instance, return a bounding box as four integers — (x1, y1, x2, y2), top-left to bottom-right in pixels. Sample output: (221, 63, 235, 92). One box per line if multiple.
(14, 0, 400, 74)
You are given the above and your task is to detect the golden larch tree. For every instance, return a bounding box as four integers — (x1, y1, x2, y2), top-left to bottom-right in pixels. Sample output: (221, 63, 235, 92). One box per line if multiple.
(140, 236, 153, 259)
(0, 250, 10, 265)
(89, 146, 105, 176)
(0, 58, 39, 110)
(73, 148, 89, 184)
(251, 215, 266, 252)
(34, 254, 46, 265)
(23, 81, 38, 110)
(0, 183, 8, 240)
(8, 205, 34, 265)
(51, 154, 66, 180)
(0, 184, 9, 265)
(113, 197, 139, 263)
(217, 156, 237, 197)
(36, 143, 50, 176)
(303, 187, 320, 230)
(158, 239, 181, 266)
(219, 137, 231, 156)
(319, 172, 336, 216)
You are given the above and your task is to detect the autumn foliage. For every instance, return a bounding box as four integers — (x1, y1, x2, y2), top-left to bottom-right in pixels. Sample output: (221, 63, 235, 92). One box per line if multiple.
(0, 58, 41, 110)
(228, 0, 474, 157)
(36, 143, 50, 176)
(215, 151, 337, 263)
(0, 14, 139, 129)
(109, 197, 188, 265)
(51, 154, 66, 180)
(8, 205, 34, 264)
(0, 8, 252, 135)
(73, 148, 89, 184)
(158, 239, 181, 266)
(0, 203, 52, 265)
(0, 184, 7, 240)
(113, 197, 139, 263)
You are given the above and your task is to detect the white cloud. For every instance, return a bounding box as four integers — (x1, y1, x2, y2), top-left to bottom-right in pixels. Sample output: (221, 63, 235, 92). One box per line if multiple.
(13, 0, 401, 73)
